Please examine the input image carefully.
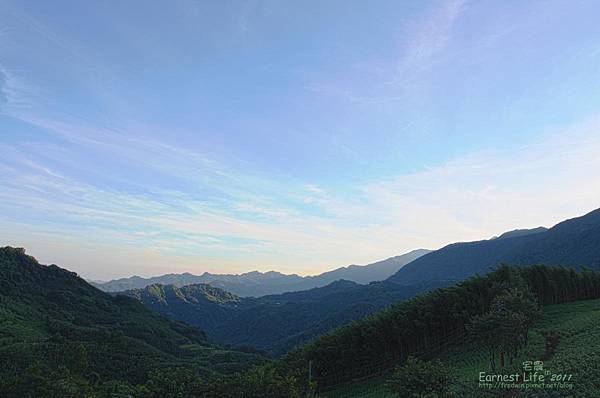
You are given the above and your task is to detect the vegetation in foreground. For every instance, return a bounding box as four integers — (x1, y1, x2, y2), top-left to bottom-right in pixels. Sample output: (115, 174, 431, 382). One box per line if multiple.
(3, 245, 600, 397)
(284, 264, 600, 397)
(320, 297, 600, 397)
(0, 247, 283, 398)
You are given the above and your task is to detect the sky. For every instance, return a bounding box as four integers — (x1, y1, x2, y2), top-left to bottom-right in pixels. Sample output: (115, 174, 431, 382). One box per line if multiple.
(1, 0, 600, 280)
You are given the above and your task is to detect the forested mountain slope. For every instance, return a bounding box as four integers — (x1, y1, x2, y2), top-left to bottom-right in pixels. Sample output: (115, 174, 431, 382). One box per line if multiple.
(122, 283, 246, 332)
(281, 265, 600, 394)
(320, 298, 600, 397)
(0, 247, 262, 396)
(122, 278, 450, 356)
(123, 208, 600, 359)
(389, 208, 600, 285)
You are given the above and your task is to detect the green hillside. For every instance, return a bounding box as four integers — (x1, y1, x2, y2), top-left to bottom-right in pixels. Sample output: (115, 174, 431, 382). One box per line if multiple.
(0, 247, 264, 397)
(278, 265, 600, 398)
(319, 298, 600, 397)
(4, 244, 600, 397)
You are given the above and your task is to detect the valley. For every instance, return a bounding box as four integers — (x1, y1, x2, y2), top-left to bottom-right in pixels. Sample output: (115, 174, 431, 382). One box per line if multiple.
(3, 208, 600, 396)
(3, 3, 598, 396)
(116, 208, 600, 359)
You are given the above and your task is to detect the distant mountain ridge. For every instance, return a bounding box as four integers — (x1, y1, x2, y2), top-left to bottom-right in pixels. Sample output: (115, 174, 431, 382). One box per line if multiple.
(117, 208, 600, 356)
(93, 248, 431, 296)
(94, 270, 303, 297)
(493, 226, 548, 240)
(389, 208, 600, 285)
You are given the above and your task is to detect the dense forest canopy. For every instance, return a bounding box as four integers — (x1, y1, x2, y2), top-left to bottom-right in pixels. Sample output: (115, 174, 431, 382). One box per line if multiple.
(281, 264, 600, 391)
(0, 247, 270, 397)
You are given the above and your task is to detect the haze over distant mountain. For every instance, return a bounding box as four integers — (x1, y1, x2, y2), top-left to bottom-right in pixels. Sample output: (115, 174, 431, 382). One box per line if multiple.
(301, 249, 431, 285)
(93, 270, 304, 297)
(93, 249, 431, 296)
(389, 208, 600, 285)
(114, 208, 600, 357)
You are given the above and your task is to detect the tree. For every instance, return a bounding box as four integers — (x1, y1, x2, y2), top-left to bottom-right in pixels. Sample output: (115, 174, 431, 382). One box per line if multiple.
(143, 367, 208, 398)
(467, 286, 540, 370)
(467, 311, 502, 371)
(205, 365, 300, 398)
(386, 357, 452, 398)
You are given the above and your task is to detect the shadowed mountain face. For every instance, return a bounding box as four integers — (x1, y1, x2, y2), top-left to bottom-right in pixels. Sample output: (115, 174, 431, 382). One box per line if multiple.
(503, 209, 600, 268)
(492, 226, 548, 240)
(93, 249, 431, 296)
(122, 283, 247, 332)
(302, 249, 431, 285)
(389, 208, 600, 285)
(121, 278, 450, 356)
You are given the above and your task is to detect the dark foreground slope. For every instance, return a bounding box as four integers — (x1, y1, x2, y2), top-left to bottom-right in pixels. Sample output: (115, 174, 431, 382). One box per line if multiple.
(123, 279, 451, 356)
(389, 208, 600, 285)
(0, 247, 262, 397)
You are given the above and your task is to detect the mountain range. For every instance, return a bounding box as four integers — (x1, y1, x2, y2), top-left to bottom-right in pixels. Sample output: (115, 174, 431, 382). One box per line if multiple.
(3, 207, 600, 395)
(93, 248, 431, 296)
(119, 277, 449, 356)
(120, 207, 600, 356)
(389, 208, 600, 285)
(6, 207, 600, 364)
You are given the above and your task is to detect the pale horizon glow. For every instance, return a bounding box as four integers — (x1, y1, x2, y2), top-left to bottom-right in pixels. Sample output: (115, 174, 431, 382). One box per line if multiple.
(1, 1, 600, 280)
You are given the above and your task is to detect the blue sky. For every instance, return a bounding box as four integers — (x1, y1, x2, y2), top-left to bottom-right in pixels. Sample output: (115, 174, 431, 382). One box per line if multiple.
(1, 0, 600, 280)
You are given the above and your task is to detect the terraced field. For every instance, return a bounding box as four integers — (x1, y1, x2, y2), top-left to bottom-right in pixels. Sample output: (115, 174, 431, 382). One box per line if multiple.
(319, 298, 600, 398)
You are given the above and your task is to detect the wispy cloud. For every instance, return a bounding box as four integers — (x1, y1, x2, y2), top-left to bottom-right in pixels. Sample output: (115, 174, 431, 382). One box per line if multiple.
(2, 111, 599, 279)
(0, 66, 35, 111)
(2, 0, 600, 281)
(390, 0, 465, 88)
(305, 0, 466, 105)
